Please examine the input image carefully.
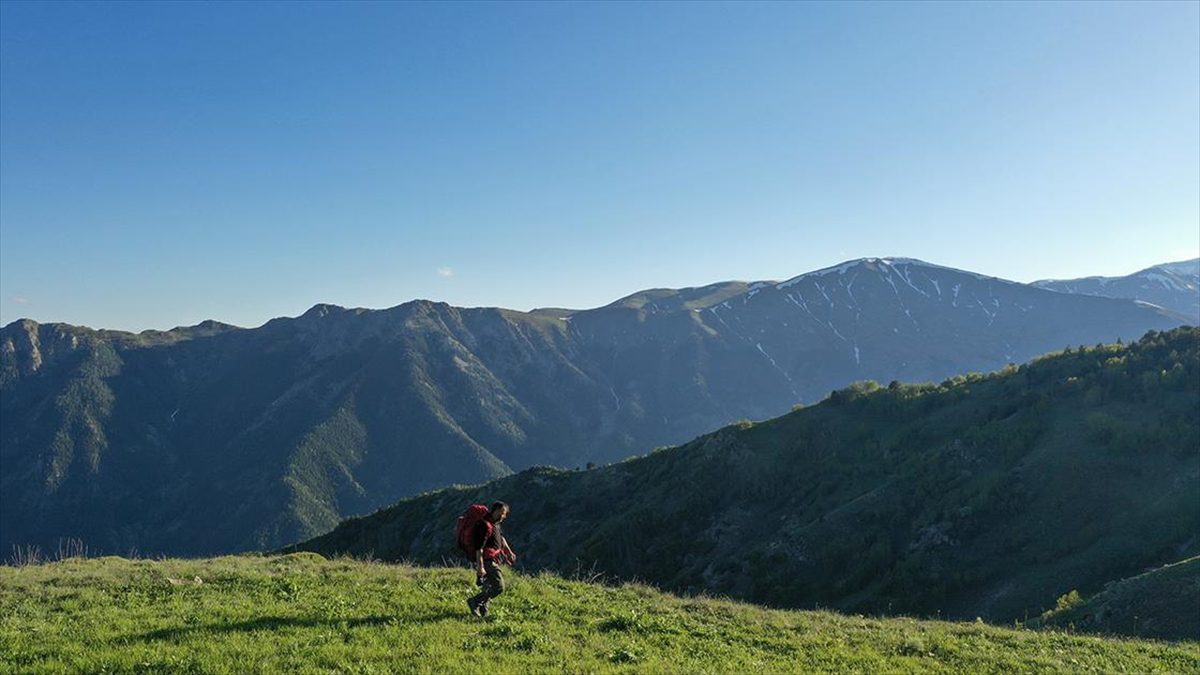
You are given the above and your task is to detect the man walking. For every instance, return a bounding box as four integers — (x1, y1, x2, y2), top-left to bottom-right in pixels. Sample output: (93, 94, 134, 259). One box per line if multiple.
(461, 501, 516, 618)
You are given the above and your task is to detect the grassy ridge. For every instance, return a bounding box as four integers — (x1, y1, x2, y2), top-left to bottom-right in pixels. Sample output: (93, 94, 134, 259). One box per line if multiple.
(2, 554, 1198, 674)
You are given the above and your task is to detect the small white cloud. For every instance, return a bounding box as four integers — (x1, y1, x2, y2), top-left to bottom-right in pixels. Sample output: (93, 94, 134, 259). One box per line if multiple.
(12, 297, 30, 305)
(436, 267, 455, 278)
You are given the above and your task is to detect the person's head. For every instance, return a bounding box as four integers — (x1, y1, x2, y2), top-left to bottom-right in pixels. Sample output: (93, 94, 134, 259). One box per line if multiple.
(489, 501, 510, 523)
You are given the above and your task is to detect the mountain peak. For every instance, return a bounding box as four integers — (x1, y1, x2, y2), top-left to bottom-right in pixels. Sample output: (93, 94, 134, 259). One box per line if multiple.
(777, 257, 992, 290)
(161, 319, 240, 333)
(2, 318, 40, 332)
(300, 303, 347, 320)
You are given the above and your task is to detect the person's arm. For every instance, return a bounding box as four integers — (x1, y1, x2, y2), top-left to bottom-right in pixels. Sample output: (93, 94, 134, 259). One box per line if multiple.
(499, 534, 517, 564)
(474, 548, 485, 577)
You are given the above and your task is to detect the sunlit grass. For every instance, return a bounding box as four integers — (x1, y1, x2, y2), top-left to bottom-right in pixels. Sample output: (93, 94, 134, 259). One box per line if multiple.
(1, 554, 1197, 673)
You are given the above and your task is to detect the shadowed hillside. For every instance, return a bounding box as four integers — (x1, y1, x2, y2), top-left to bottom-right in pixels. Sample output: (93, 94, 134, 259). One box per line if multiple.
(1034, 556, 1200, 641)
(2, 259, 1189, 556)
(292, 327, 1200, 633)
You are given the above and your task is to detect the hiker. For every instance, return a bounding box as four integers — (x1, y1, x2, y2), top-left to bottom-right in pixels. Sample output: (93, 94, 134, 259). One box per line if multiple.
(458, 501, 517, 618)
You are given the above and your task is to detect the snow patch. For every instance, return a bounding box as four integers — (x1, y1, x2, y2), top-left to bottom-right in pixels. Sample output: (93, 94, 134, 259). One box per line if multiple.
(1143, 271, 1188, 291)
(745, 281, 770, 301)
(815, 283, 834, 307)
(756, 342, 792, 381)
(1134, 300, 1168, 310)
(890, 263, 930, 297)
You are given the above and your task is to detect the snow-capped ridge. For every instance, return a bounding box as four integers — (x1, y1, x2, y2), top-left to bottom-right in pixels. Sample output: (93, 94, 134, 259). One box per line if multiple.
(1141, 271, 1196, 292)
(1034, 259, 1199, 289)
(776, 257, 997, 291)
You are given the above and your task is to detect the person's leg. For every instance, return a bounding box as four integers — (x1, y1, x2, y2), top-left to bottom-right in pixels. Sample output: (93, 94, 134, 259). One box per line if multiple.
(467, 562, 490, 615)
(477, 559, 505, 615)
(468, 560, 505, 616)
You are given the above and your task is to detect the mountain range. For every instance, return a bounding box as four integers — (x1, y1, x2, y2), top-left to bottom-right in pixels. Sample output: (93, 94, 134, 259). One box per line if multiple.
(1, 257, 1194, 556)
(1033, 258, 1199, 321)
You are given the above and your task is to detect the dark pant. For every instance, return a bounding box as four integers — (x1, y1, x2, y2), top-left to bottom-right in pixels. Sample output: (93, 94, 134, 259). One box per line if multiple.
(471, 558, 505, 607)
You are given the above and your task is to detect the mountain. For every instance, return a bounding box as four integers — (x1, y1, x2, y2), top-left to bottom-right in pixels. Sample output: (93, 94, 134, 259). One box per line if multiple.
(1033, 259, 1200, 322)
(291, 327, 1200, 631)
(1033, 556, 1200, 641)
(1160, 258, 1200, 277)
(1, 258, 1190, 556)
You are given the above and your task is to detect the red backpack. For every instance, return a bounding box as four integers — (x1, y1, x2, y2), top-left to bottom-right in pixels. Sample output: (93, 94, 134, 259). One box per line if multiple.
(456, 504, 497, 558)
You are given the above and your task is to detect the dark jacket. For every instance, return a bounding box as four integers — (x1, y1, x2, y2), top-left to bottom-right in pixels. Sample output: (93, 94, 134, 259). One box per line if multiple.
(472, 521, 502, 559)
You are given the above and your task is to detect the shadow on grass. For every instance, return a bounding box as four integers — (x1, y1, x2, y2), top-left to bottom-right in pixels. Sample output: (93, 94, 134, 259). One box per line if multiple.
(131, 608, 465, 643)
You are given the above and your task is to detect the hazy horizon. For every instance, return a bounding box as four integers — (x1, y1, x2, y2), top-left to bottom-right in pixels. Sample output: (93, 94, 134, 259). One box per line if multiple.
(2, 252, 1196, 332)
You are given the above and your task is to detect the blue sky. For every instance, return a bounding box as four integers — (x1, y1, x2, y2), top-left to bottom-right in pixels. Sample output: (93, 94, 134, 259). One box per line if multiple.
(2, 1, 1197, 331)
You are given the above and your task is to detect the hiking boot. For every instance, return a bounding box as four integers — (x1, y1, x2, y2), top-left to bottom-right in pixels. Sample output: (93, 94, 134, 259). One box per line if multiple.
(477, 602, 490, 619)
(467, 597, 482, 617)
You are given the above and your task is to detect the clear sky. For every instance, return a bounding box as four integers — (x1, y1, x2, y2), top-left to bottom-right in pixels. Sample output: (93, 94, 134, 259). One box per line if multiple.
(2, 1, 1197, 331)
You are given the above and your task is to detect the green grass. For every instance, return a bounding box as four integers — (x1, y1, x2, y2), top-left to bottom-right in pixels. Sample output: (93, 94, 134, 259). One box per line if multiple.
(2, 555, 1197, 674)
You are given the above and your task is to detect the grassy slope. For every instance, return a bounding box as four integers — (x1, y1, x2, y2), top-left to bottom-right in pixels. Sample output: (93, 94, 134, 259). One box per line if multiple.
(291, 328, 1200, 627)
(2, 555, 1197, 674)
(1035, 556, 1200, 641)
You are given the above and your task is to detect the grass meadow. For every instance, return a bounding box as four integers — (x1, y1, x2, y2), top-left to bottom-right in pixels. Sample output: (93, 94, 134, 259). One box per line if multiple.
(1, 553, 1197, 673)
